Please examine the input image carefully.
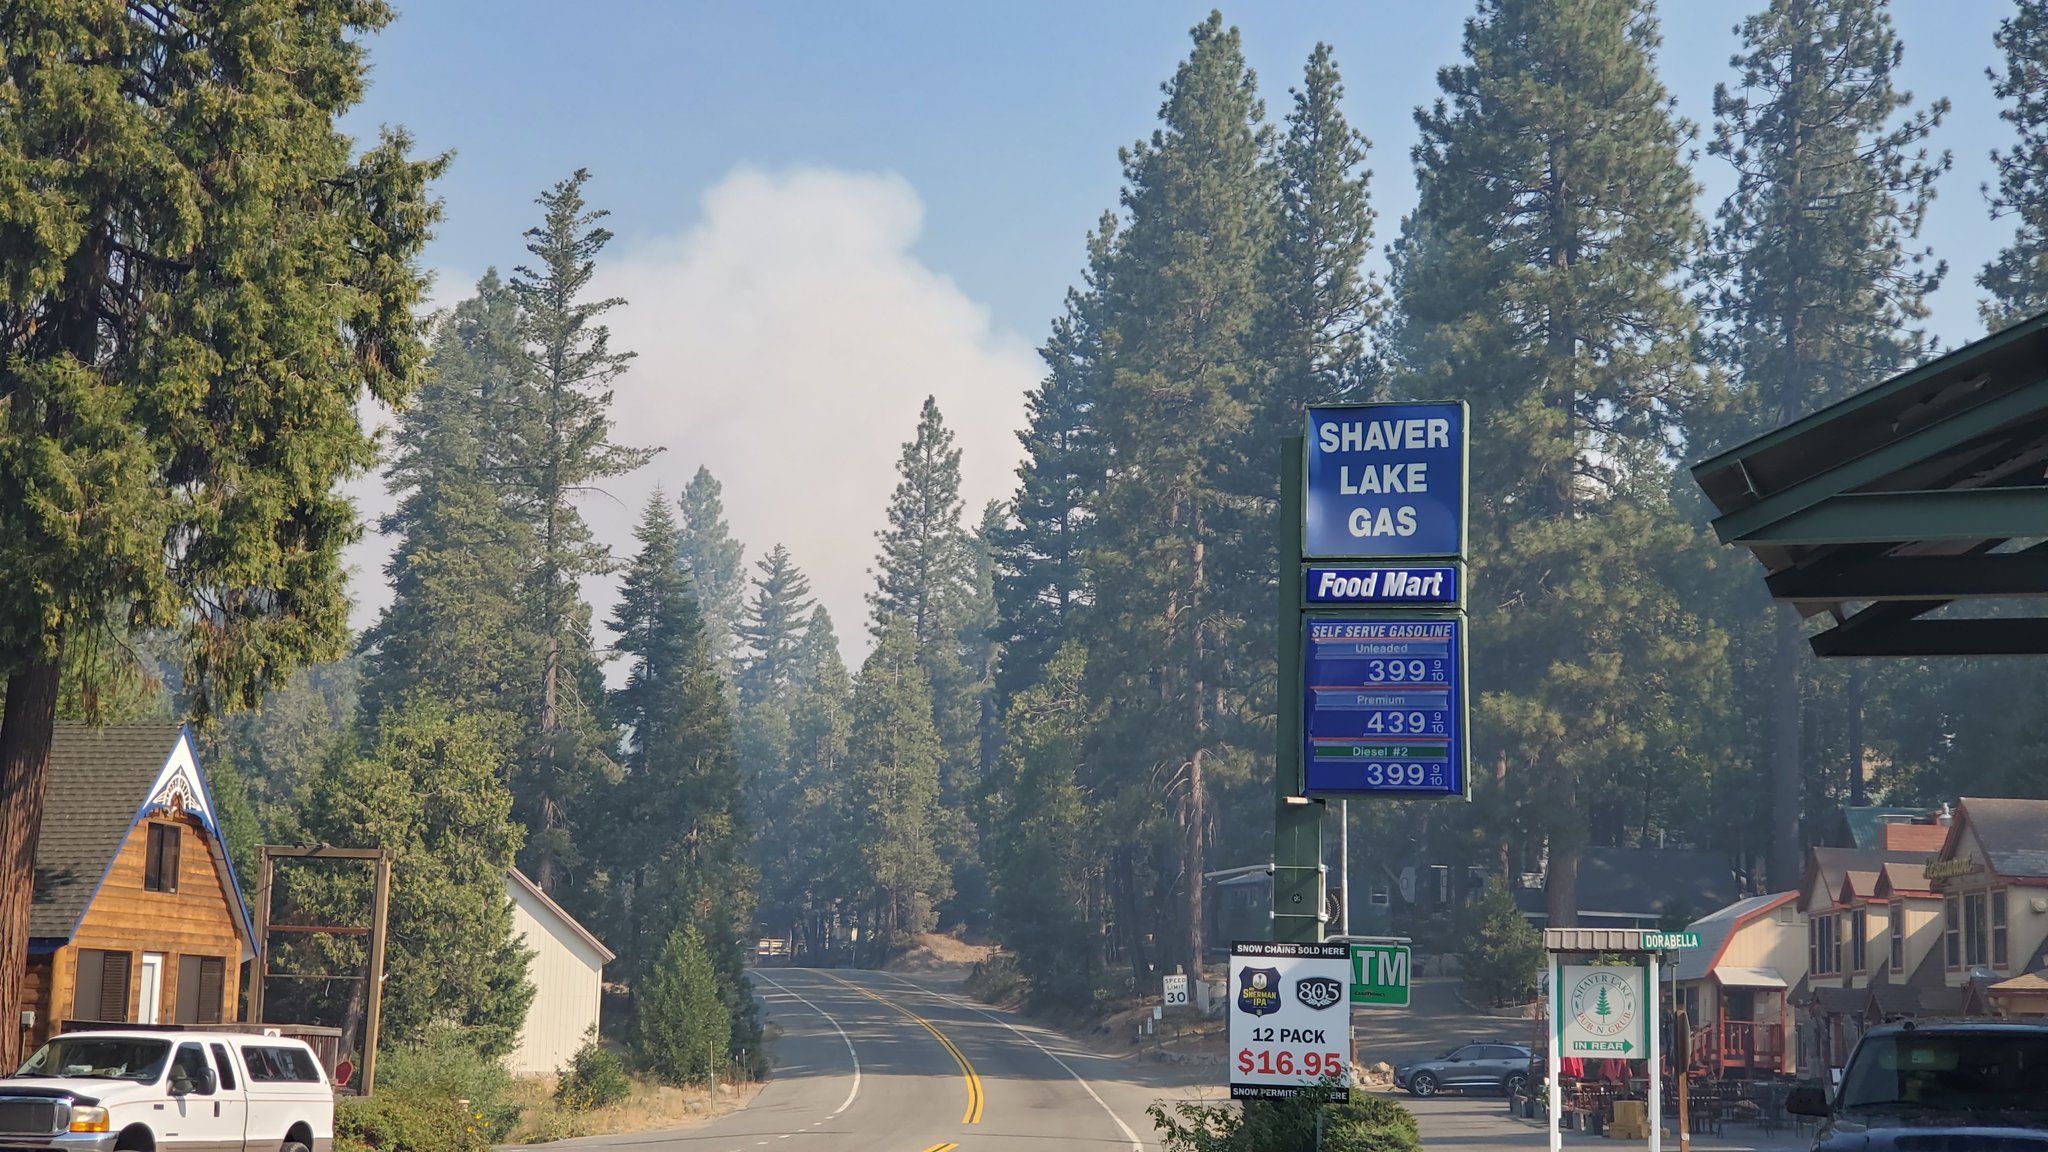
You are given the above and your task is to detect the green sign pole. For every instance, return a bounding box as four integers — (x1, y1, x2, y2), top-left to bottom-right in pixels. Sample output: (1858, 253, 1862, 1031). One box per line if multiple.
(1274, 439, 1324, 945)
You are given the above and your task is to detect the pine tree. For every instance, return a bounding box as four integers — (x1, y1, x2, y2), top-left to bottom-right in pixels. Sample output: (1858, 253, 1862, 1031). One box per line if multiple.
(1259, 42, 1382, 435)
(983, 643, 1103, 1010)
(996, 217, 1114, 702)
(1390, 0, 1721, 924)
(847, 616, 948, 957)
(780, 608, 855, 953)
(676, 466, 747, 676)
(606, 494, 754, 1053)
(737, 545, 816, 707)
(634, 925, 730, 1086)
(281, 698, 533, 1057)
(1459, 878, 1542, 1008)
(1702, 0, 1948, 889)
(360, 274, 538, 728)
(1085, 12, 1275, 974)
(1984, 1, 2048, 327)
(0, 0, 443, 1065)
(499, 170, 657, 895)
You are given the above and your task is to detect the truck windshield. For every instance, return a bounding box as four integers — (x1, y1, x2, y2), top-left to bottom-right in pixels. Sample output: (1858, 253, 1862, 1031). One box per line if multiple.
(1839, 1032, 2048, 1115)
(13, 1038, 172, 1082)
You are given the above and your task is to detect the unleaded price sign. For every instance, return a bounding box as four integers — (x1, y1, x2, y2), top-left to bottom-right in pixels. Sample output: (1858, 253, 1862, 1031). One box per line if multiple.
(1228, 941, 1353, 1101)
(1301, 615, 1466, 797)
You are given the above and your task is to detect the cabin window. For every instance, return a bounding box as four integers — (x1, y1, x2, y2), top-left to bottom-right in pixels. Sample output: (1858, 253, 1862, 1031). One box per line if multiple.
(72, 949, 132, 1022)
(1850, 908, 1867, 972)
(1965, 891, 1989, 968)
(144, 824, 180, 893)
(176, 955, 225, 1025)
(1809, 913, 1842, 976)
(1993, 889, 2009, 968)
(1889, 900, 1904, 971)
(1945, 894, 1960, 969)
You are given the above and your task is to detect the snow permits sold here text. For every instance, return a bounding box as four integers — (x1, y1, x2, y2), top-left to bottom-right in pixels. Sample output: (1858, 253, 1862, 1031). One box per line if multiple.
(1228, 941, 1353, 1100)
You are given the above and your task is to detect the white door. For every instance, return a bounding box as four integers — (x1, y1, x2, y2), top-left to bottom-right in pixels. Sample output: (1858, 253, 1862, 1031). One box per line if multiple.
(137, 953, 164, 1025)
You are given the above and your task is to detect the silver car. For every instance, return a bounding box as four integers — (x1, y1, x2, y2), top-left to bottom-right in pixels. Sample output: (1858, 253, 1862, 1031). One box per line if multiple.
(1393, 1042, 1531, 1097)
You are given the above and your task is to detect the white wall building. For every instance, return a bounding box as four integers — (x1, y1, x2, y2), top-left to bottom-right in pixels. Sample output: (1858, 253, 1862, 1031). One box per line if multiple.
(505, 867, 616, 1077)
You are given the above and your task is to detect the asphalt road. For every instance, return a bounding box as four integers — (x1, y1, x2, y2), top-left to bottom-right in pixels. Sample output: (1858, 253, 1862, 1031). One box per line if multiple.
(625, 967, 1183, 1152)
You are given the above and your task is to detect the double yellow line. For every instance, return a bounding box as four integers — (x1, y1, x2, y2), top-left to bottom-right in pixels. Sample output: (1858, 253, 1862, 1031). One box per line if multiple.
(823, 972, 984, 1125)
(920, 1145, 959, 1152)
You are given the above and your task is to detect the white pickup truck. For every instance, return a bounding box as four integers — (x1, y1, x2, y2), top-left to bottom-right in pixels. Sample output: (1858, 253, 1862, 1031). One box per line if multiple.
(0, 1031, 333, 1152)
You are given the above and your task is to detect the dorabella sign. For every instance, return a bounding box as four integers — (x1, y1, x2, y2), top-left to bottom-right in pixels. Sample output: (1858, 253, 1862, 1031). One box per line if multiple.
(1228, 941, 1353, 1101)
(1304, 402, 1467, 560)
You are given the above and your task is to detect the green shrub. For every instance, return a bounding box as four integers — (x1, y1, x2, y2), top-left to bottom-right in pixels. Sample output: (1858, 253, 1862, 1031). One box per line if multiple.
(1326, 1093, 1422, 1152)
(554, 1037, 631, 1112)
(372, 1025, 520, 1141)
(335, 1094, 490, 1152)
(964, 954, 1026, 1004)
(1151, 1082, 1419, 1152)
(1458, 878, 1543, 1007)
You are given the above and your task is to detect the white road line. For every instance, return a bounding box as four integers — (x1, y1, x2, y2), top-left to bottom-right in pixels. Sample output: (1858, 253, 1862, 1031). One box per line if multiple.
(754, 971, 862, 1117)
(878, 971, 1144, 1152)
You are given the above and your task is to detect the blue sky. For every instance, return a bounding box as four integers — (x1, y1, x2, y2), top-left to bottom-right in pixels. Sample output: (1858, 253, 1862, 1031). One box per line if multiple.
(338, 1, 2019, 653)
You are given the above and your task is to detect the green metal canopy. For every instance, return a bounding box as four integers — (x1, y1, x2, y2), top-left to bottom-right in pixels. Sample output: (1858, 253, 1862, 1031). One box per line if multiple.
(1691, 311, 2048, 657)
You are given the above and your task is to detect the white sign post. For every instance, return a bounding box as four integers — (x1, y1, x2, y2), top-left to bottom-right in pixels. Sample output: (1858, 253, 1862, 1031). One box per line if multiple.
(1163, 973, 1190, 1008)
(1550, 957, 1657, 1152)
(1227, 941, 1352, 1101)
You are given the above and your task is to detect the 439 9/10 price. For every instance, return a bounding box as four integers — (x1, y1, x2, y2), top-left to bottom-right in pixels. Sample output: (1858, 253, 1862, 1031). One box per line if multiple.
(1237, 1049, 1345, 1078)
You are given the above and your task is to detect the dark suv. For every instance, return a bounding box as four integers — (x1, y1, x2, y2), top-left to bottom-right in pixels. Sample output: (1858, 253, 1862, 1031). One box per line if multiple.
(1393, 1042, 1531, 1097)
(1789, 1020, 2048, 1147)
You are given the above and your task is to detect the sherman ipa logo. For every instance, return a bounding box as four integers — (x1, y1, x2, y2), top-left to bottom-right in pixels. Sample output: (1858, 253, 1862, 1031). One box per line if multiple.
(1562, 966, 1643, 1055)
(1295, 975, 1344, 1010)
(1237, 967, 1282, 1016)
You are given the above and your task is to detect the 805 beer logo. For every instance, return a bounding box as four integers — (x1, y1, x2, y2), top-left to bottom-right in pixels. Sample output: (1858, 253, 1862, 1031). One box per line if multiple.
(1294, 975, 1344, 1010)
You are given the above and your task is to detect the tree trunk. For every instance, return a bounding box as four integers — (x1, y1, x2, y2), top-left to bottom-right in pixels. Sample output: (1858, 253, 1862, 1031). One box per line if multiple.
(1846, 668, 1866, 807)
(1545, 840, 1580, 931)
(535, 632, 562, 893)
(1184, 748, 1206, 976)
(1769, 605, 1803, 889)
(0, 656, 65, 1070)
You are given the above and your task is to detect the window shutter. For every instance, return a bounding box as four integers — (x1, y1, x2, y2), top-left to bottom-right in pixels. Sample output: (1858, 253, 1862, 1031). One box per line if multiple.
(99, 952, 131, 1022)
(198, 957, 224, 1025)
(73, 951, 104, 1021)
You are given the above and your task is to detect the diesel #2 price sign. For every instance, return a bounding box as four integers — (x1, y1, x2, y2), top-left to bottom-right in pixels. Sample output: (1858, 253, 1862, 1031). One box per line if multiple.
(1301, 615, 1466, 796)
(1304, 402, 1466, 559)
(1228, 941, 1353, 1101)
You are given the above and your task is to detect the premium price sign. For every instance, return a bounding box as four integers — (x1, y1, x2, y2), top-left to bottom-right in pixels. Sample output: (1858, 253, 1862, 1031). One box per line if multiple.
(1301, 615, 1465, 796)
(1228, 941, 1353, 1101)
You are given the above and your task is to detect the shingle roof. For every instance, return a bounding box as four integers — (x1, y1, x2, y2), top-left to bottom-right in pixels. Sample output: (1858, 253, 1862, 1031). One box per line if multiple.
(30, 723, 184, 940)
(1514, 846, 1738, 922)
(1674, 892, 1796, 983)
(1840, 807, 1930, 850)
(1875, 861, 1937, 898)
(1882, 824, 1949, 854)
(1805, 846, 1931, 910)
(1956, 797, 2048, 879)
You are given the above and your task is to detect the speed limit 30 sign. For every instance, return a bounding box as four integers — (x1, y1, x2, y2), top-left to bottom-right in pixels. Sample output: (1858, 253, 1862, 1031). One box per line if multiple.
(1228, 941, 1352, 1100)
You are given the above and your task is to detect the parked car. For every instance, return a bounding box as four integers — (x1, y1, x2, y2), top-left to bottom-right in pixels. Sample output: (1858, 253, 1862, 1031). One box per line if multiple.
(0, 1030, 333, 1152)
(1393, 1042, 1532, 1097)
(1789, 1020, 2048, 1148)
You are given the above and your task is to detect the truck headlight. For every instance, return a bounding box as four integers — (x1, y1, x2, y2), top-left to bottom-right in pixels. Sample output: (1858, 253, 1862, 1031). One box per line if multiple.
(69, 1107, 110, 1133)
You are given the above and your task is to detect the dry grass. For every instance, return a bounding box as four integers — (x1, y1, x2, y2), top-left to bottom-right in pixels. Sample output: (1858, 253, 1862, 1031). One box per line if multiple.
(888, 932, 997, 973)
(504, 1074, 760, 1144)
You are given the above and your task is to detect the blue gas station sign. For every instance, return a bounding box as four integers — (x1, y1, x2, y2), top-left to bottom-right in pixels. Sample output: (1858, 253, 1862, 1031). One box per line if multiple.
(1301, 615, 1466, 797)
(1305, 565, 1459, 606)
(1304, 403, 1466, 559)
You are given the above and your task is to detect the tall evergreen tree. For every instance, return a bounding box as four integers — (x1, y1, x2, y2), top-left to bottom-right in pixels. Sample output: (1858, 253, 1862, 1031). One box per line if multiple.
(996, 217, 1114, 702)
(606, 494, 754, 1054)
(280, 699, 533, 1058)
(360, 274, 538, 727)
(1703, 0, 1948, 889)
(737, 544, 816, 707)
(847, 616, 948, 957)
(1086, 12, 1275, 973)
(499, 171, 657, 894)
(1259, 42, 1383, 433)
(676, 466, 747, 676)
(0, 0, 443, 1064)
(1983, 0, 2048, 327)
(780, 607, 855, 953)
(1391, 0, 1722, 923)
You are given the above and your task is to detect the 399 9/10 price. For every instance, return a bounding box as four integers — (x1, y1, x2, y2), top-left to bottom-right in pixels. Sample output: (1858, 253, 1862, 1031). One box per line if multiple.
(1236, 1049, 1345, 1078)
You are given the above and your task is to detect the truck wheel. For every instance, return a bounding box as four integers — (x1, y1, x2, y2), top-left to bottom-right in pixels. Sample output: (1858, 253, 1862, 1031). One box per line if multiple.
(282, 1142, 310, 1152)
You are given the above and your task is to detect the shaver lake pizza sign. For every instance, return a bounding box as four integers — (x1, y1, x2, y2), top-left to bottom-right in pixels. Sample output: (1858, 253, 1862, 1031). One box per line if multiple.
(1558, 964, 1648, 1056)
